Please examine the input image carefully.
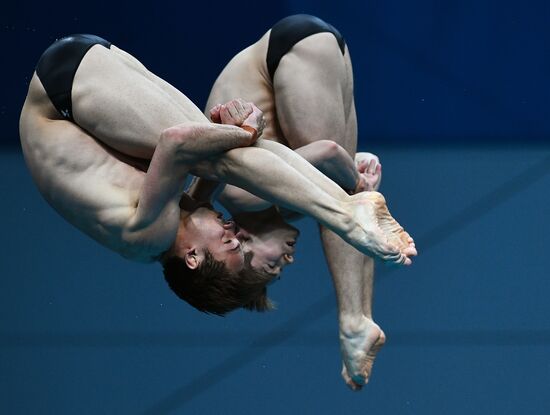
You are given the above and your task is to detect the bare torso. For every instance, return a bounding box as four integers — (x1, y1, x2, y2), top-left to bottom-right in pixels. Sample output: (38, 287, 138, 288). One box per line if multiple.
(20, 44, 207, 262)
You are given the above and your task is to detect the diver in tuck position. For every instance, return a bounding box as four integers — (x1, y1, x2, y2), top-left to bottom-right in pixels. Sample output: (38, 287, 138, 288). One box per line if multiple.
(201, 14, 411, 389)
(203, 14, 397, 390)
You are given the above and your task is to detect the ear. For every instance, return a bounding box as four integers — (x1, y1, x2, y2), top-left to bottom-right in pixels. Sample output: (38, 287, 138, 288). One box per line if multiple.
(183, 248, 204, 270)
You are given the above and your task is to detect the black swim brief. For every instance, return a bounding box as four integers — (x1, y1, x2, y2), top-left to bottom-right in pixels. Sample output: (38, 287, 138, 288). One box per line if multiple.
(266, 14, 346, 81)
(36, 34, 111, 121)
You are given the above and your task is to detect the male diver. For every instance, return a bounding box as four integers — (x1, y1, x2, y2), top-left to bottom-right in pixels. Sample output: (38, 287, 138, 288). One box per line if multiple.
(205, 15, 394, 389)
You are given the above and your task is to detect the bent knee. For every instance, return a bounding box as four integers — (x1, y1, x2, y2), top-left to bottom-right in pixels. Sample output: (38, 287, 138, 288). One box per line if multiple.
(317, 139, 342, 160)
(292, 32, 345, 64)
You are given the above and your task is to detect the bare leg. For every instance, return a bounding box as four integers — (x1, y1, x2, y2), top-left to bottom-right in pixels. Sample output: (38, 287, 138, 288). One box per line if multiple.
(72, 44, 207, 159)
(273, 32, 386, 388)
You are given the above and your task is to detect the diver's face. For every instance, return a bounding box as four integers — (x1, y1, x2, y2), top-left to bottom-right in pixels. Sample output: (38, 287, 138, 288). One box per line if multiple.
(239, 225, 299, 276)
(182, 208, 244, 272)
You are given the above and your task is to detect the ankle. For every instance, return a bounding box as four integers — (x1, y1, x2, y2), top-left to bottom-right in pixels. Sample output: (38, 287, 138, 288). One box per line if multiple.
(339, 314, 371, 336)
(318, 197, 354, 234)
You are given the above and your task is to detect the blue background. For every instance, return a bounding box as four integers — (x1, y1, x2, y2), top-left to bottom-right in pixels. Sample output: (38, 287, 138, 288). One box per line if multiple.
(1, 1, 549, 414)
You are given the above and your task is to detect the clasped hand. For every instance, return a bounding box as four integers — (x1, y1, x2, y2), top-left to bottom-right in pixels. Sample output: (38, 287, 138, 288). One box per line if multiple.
(209, 98, 266, 144)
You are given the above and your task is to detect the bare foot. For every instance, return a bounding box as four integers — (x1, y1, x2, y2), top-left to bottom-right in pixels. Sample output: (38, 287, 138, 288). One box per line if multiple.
(340, 317, 386, 390)
(344, 192, 417, 265)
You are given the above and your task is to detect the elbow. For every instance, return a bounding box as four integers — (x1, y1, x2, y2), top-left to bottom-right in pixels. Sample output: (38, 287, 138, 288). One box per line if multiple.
(159, 122, 206, 163)
(158, 125, 189, 156)
(160, 123, 196, 143)
(316, 140, 345, 168)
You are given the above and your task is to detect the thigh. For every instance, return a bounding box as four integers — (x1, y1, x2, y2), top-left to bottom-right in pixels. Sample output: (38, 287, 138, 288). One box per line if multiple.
(71, 44, 207, 159)
(273, 32, 357, 155)
(110, 46, 200, 112)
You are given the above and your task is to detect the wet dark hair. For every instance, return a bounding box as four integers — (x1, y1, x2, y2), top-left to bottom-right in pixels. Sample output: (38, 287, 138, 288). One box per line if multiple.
(162, 251, 275, 316)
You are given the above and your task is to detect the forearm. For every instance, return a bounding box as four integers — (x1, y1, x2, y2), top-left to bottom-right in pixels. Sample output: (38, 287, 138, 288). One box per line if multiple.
(127, 122, 252, 230)
(209, 144, 352, 234)
(217, 140, 360, 214)
(253, 139, 350, 202)
(295, 140, 359, 192)
(162, 121, 255, 162)
(126, 132, 188, 233)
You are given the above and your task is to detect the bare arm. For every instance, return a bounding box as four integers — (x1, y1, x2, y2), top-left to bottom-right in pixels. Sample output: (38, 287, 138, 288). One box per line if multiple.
(185, 98, 268, 209)
(205, 142, 350, 231)
(295, 140, 359, 191)
(217, 140, 360, 214)
(124, 122, 255, 241)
